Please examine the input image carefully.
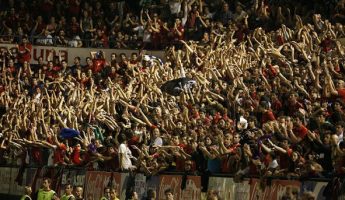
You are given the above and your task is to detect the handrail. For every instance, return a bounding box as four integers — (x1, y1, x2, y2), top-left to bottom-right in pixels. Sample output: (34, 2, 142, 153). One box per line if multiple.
(0, 34, 170, 50)
(0, 164, 335, 182)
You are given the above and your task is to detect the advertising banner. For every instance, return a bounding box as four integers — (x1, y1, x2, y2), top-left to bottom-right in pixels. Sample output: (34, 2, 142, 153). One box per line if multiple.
(275, 180, 301, 200)
(146, 175, 160, 200)
(180, 176, 202, 200)
(134, 173, 147, 199)
(59, 169, 86, 196)
(120, 173, 136, 200)
(208, 177, 235, 200)
(84, 171, 107, 200)
(0, 167, 12, 194)
(9, 167, 27, 195)
(234, 180, 250, 200)
(250, 179, 301, 200)
(25, 168, 38, 187)
(0, 166, 337, 200)
(84, 171, 121, 200)
(159, 175, 182, 200)
(300, 181, 328, 200)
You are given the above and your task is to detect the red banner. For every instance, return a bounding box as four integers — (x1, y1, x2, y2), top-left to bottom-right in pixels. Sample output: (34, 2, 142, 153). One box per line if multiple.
(84, 171, 121, 200)
(180, 176, 201, 200)
(250, 179, 301, 200)
(275, 180, 301, 200)
(159, 175, 182, 200)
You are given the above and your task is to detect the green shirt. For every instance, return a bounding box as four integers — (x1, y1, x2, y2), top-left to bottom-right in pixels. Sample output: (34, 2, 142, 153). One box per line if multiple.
(61, 194, 75, 200)
(37, 189, 56, 200)
(20, 195, 32, 200)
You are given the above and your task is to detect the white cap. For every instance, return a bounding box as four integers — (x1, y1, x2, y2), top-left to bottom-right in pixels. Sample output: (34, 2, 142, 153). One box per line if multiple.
(143, 55, 151, 61)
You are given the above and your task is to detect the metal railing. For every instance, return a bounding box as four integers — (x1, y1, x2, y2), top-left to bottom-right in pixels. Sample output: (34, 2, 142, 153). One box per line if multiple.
(0, 34, 171, 50)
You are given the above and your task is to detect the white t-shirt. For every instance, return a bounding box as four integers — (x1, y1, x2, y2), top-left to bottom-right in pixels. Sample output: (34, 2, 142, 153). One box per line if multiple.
(119, 143, 133, 170)
(153, 137, 163, 146)
(68, 35, 81, 47)
(133, 25, 144, 38)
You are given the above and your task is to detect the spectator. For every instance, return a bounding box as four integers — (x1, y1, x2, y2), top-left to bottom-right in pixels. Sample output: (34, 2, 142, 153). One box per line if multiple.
(1, 4, 345, 200)
(34, 178, 58, 200)
(60, 184, 75, 200)
(110, 188, 120, 200)
(0, 28, 14, 43)
(100, 187, 111, 200)
(46, 16, 58, 36)
(215, 3, 233, 25)
(164, 188, 174, 200)
(80, 10, 95, 47)
(74, 186, 84, 200)
(31, 16, 46, 36)
(55, 30, 68, 46)
(36, 29, 53, 46)
(16, 35, 32, 64)
(20, 186, 32, 200)
(118, 134, 135, 171)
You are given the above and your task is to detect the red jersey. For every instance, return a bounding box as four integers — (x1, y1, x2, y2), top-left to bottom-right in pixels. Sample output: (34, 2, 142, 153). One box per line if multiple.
(337, 88, 345, 103)
(92, 59, 106, 73)
(18, 43, 32, 64)
(54, 143, 67, 165)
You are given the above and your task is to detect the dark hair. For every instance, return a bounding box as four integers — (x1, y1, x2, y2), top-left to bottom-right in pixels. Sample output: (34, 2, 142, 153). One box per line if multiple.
(118, 133, 127, 144)
(43, 177, 52, 184)
(336, 121, 345, 128)
(340, 141, 345, 149)
(164, 188, 173, 195)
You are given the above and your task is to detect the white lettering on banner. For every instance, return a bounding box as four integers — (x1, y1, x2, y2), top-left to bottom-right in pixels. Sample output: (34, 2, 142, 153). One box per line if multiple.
(208, 177, 235, 200)
(235, 181, 250, 200)
(134, 174, 146, 199)
(276, 182, 300, 200)
(159, 176, 181, 200)
(73, 174, 85, 186)
(276, 184, 287, 199)
(0, 44, 165, 66)
(61, 173, 68, 185)
(9, 168, 26, 195)
(85, 172, 120, 200)
(32, 48, 68, 63)
(180, 179, 200, 200)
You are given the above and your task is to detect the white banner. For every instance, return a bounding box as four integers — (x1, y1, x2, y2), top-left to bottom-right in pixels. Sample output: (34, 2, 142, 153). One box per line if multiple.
(0, 167, 12, 194)
(0, 44, 165, 66)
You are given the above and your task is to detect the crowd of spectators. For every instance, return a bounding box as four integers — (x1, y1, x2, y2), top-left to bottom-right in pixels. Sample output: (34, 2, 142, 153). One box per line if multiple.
(0, 0, 345, 49)
(0, 1, 345, 198)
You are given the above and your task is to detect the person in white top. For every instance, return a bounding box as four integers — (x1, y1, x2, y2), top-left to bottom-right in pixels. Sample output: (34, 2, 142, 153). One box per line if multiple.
(336, 122, 344, 145)
(151, 128, 163, 146)
(118, 134, 136, 171)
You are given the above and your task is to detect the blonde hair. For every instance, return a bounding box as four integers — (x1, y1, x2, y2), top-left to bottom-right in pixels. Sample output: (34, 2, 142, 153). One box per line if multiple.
(24, 186, 32, 195)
